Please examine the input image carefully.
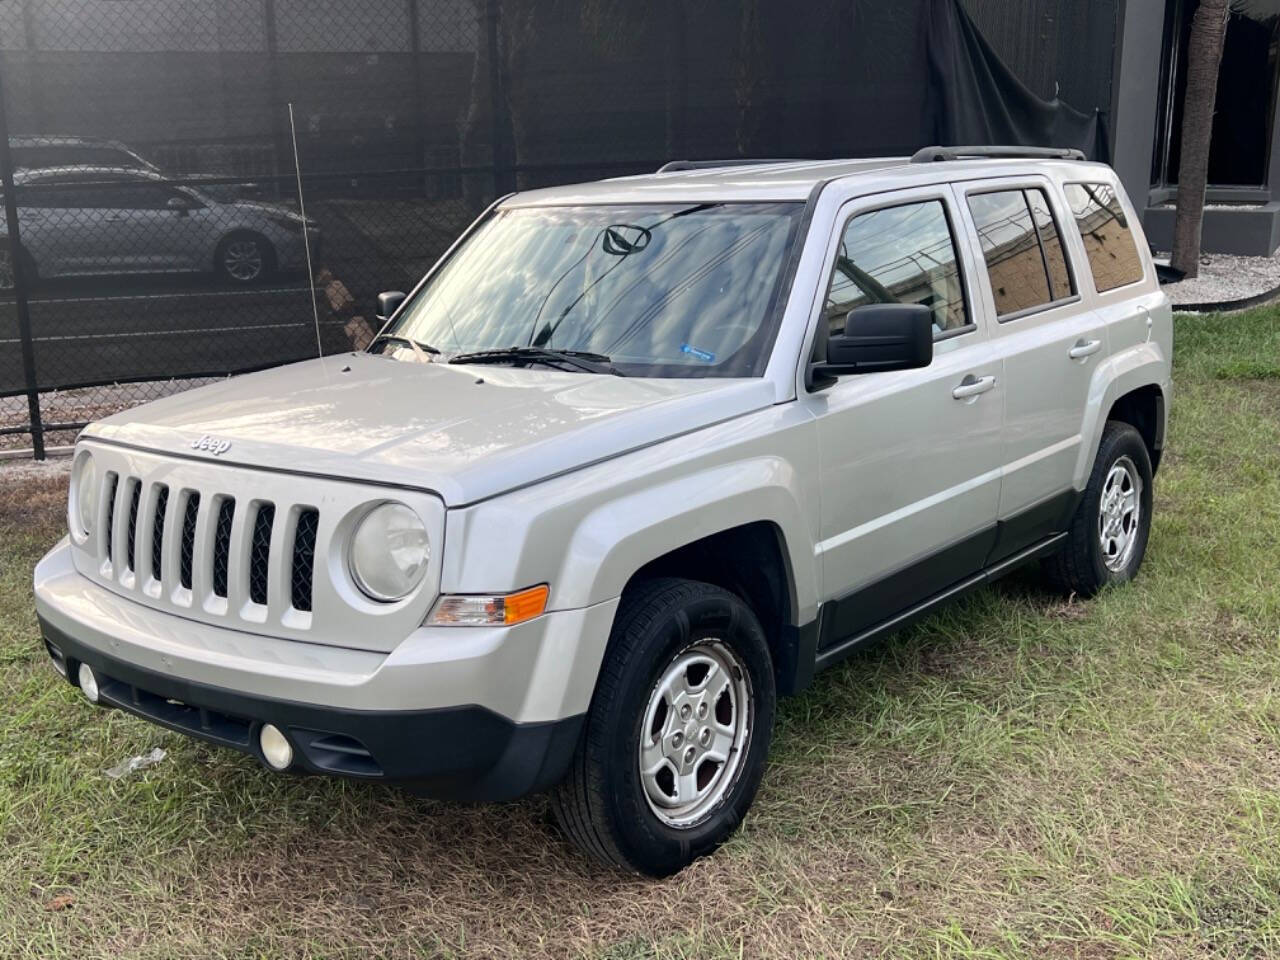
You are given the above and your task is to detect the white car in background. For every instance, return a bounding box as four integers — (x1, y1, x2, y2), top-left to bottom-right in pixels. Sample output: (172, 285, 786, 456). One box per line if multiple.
(8, 134, 264, 202)
(0, 166, 316, 288)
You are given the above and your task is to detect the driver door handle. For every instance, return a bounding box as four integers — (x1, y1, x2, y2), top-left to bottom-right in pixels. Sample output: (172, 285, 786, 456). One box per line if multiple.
(952, 374, 996, 400)
(1069, 338, 1102, 359)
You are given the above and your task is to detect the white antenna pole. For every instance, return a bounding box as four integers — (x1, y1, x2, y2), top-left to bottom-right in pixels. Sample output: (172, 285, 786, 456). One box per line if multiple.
(287, 102, 324, 360)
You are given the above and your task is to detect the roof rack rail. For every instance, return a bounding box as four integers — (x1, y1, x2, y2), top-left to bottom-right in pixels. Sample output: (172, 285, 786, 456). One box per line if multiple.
(910, 145, 1087, 163)
(656, 158, 806, 173)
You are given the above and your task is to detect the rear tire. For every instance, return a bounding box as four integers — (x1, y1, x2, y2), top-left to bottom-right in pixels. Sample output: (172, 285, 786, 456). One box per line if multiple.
(551, 578, 776, 876)
(1043, 421, 1153, 597)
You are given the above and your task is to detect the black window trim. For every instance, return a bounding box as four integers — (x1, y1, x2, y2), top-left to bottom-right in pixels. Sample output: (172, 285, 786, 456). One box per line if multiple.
(825, 192, 978, 344)
(962, 182, 1082, 325)
(1062, 180, 1149, 296)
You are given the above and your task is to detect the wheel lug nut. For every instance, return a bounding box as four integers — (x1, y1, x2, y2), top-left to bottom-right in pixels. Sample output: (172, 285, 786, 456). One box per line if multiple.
(700, 728, 711, 746)
(671, 732, 683, 748)
(680, 705, 692, 720)
(684, 746, 696, 764)
(697, 702, 708, 719)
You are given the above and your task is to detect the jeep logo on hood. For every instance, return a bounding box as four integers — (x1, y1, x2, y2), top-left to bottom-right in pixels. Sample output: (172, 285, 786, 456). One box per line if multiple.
(191, 434, 232, 456)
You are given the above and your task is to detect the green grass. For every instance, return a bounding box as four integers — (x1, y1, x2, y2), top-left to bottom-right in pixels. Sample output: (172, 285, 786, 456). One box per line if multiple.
(2, 308, 1279, 959)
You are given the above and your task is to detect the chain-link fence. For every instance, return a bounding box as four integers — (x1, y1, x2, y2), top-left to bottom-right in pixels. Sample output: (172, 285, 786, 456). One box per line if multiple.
(0, 0, 1117, 458)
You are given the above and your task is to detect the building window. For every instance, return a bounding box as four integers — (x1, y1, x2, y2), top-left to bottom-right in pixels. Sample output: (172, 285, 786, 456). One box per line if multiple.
(1152, 0, 1280, 188)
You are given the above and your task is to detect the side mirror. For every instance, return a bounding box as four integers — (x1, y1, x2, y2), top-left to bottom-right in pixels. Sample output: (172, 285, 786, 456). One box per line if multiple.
(376, 290, 407, 323)
(166, 195, 192, 215)
(811, 302, 933, 386)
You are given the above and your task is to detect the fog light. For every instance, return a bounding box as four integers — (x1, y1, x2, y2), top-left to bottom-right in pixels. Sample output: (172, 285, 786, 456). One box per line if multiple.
(259, 723, 293, 771)
(77, 662, 100, 704)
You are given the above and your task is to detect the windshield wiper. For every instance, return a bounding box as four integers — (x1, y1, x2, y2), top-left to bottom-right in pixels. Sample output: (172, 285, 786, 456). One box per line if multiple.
(448, 346, 622, 376)
(370, 333, 440, 364)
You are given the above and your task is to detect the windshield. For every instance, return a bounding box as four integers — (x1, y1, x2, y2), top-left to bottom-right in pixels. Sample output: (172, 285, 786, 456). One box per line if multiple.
(374, 202, 803, 377)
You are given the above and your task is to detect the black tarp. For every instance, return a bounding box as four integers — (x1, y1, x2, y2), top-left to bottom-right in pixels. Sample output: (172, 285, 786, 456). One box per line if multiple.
(925, 0, 1109, 160)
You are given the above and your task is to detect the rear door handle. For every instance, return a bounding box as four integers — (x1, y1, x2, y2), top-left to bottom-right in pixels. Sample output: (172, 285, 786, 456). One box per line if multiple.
(952, 374, 996, 400)
(103, 215, 125, 222)
(1069, 338, 1102, 359)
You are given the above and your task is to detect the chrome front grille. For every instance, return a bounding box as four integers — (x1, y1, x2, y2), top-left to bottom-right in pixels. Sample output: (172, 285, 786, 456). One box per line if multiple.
(93, 472, 317, 627)
(69, 440, 445, 653)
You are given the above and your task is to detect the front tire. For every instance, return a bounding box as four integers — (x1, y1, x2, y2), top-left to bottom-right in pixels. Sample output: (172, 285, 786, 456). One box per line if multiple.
(551, 578, 776, 876)
(216, 233, 274, 285)
(1043, 421, 1154, 597)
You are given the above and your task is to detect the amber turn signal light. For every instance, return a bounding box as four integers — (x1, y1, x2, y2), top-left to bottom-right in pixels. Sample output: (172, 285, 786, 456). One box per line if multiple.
(428, 584, 550, 626)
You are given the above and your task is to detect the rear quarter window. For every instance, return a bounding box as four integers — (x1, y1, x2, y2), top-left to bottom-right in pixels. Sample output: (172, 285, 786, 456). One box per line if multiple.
(1064, 183, 1144, 293)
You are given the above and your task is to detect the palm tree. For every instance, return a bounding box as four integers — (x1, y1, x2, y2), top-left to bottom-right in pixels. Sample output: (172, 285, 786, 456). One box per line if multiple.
(1171, 0, 1231, 278)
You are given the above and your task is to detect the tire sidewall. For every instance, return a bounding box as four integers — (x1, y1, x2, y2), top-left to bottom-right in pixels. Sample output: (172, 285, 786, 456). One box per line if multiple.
(597, 587, 776, 876)
(1085, 426, 1154, 587)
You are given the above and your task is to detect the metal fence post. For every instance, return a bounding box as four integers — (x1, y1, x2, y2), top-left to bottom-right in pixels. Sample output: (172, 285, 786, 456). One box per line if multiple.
(407, 0, 430, 197)
(263, 0, 290, 201)
(0, 61, 45, 459)
(486, 0, 514, 195)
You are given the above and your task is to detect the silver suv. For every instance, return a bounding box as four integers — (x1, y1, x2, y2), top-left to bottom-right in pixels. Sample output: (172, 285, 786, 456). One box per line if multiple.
(34, 147, 1171, 876)
(1, 166, 315, 288)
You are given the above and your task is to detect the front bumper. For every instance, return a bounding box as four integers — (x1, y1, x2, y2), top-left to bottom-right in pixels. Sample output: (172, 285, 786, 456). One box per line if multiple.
(35, 539, 618, 799)
(42, 618, 581, 799)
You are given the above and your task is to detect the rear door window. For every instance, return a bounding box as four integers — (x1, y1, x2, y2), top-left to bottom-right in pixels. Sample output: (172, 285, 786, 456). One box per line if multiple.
(966, 187, 1076, 318)
(1063, 183, 1144, 292)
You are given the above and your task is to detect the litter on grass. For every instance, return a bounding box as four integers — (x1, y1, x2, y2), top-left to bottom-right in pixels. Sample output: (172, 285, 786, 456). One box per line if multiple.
(105, 747, 167, 780)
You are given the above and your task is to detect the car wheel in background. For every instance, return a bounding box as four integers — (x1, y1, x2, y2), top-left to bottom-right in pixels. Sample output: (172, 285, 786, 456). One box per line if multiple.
(1043, 420, 1154, 598)
(216, 233, 274, 284)
(551, 577, 776, 877)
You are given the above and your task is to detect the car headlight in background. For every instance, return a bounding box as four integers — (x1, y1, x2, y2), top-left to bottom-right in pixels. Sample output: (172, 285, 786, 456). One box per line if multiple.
(348, 502, 429, 602)
(69, 451, 97, 541)
(264, 212, 306, 233)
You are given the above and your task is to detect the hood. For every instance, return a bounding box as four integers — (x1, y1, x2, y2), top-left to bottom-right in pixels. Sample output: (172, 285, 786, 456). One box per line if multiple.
(85, 354, 775, 505)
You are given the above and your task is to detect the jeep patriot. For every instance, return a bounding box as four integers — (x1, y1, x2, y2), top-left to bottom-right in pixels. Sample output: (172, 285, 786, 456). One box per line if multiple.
(35, 147, 1171, 875)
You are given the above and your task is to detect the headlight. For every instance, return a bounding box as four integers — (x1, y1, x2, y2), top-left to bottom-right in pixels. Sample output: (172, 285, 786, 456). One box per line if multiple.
(348, 502, 429, 602)
(69, 451, 97, 541)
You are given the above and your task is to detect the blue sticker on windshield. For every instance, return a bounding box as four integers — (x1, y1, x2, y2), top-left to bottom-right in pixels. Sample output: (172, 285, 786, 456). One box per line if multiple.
(680, 343, 716, 363)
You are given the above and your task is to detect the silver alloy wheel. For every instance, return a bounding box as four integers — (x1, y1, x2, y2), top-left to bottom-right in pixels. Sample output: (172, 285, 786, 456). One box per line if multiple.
(1098, 454, 1142, 572)
(638, 638, 753, 828)
(223, 239, 264, 281)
